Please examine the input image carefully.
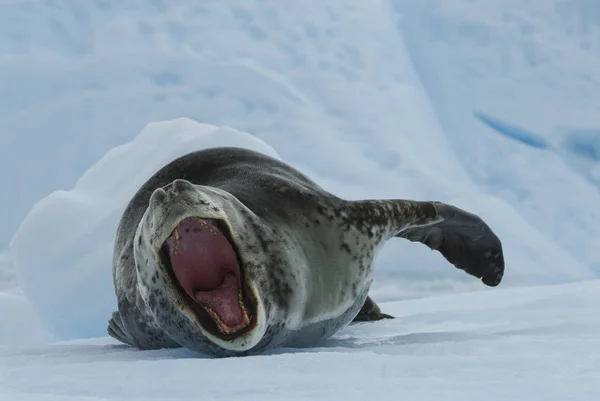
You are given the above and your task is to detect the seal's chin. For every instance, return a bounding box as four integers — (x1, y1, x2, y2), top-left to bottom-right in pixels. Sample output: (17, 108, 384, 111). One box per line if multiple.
(160, 217, 257, 339)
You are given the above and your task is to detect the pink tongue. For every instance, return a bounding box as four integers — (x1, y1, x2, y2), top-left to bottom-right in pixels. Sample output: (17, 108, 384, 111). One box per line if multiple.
(164, 217, 245, 328)
(194, 273, 244, 328)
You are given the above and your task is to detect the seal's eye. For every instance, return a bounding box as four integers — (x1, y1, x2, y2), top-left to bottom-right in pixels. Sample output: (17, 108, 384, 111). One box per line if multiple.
(160, 217, 256, 338)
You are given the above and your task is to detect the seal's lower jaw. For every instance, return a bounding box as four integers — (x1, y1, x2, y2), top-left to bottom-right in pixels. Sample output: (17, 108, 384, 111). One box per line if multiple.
(160, 217, 257, 338)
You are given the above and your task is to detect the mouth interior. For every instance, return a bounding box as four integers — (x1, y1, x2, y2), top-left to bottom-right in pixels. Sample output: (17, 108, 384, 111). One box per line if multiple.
(161, 217, 255, 337)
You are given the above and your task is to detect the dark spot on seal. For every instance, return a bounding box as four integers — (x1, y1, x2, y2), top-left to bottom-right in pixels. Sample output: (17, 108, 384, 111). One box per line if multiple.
(359, 262, 366, 273)
(340, 242, 351, 254)
(159, 297, 168, 309)
(263, 298, 271, 310)
(282, 283, 292, 296)
(148, 293, 157, 309)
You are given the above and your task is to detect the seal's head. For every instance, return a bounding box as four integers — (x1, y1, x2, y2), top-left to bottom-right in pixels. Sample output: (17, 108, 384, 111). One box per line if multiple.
(133, 179, 295, 356)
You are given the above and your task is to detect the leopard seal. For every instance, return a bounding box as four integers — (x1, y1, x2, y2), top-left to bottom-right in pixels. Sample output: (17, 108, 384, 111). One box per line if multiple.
(108, 147, 504, 357)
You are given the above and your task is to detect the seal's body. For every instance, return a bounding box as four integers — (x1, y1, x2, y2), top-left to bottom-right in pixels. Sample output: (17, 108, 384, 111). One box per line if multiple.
(108, 147, 504, 356)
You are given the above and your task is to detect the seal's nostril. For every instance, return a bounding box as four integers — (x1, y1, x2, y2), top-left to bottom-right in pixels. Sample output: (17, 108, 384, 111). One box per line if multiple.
(150, 188, 167, 207)
(172, 179, 192, 194)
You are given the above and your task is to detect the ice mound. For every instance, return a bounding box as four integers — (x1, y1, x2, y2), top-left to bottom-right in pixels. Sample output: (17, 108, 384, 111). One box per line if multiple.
(0, 251, 16, 290)
(0, 289, 51, 346)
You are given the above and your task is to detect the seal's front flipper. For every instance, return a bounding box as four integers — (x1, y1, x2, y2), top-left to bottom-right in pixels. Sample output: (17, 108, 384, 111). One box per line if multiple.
(352, 296, 394, 322)
(396, 202, 504, 287)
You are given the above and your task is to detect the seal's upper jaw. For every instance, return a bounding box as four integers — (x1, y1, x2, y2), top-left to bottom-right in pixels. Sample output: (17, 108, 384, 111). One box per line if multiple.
(160, 216, 257, 339)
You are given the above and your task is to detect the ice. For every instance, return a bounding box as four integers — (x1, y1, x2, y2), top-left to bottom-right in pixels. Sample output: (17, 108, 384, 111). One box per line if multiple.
(561, 130, 600, 163)
(560, 129, 600, 187)
(0, 289, 50, 347)
(474, 111, 554, 150)
(474, 111, 600, 189)
(395, 0, 600, 273)
(0, 252, 50, 346)
(1, 280, 599, 401)
(0, 251, 16, 291)
(2, 1, 600, 399)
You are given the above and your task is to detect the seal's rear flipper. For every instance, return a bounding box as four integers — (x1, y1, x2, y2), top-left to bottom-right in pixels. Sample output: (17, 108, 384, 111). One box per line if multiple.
(351, 200, 504, 287)
(108, 311, 136, 347)
(352, 296, 394, 323)
(108, 306, 181, 350)
(396, 201, 505, 287)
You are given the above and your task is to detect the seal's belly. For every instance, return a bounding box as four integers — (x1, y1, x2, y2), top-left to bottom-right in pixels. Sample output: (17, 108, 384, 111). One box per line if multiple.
(280, 290, 368, 348)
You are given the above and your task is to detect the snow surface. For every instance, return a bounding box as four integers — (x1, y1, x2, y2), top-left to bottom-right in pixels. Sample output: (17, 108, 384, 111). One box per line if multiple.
(0, 251, 16, 291)
(2, 1, 600, 400)
(2, 280, 599, 401)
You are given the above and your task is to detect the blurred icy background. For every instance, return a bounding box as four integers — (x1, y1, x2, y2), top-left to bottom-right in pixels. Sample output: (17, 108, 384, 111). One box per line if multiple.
(1, 2, 600, 399)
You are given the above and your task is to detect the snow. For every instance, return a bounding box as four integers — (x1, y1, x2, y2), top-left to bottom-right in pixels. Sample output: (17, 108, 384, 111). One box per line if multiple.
(2, 280, 599, 401)
(2, 0, 600, 400)
(0, 251, 16, 291)
(559, 129, 600, 188)
(394, 0, 600, 273)
(562, 129, 600, 163)
(473, 111, 600, 190)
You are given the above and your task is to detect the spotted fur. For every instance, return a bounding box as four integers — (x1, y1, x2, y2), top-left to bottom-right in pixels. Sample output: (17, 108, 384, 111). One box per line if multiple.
(109, 147, 505, 357)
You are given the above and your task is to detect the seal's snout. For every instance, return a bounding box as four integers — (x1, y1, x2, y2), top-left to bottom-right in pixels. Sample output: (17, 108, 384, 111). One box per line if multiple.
(163, 217, 252, 335)
(150, 181, 193, 211)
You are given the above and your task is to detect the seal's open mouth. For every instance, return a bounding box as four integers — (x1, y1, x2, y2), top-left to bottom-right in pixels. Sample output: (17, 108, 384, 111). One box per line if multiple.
(160, 217, 256, 338)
